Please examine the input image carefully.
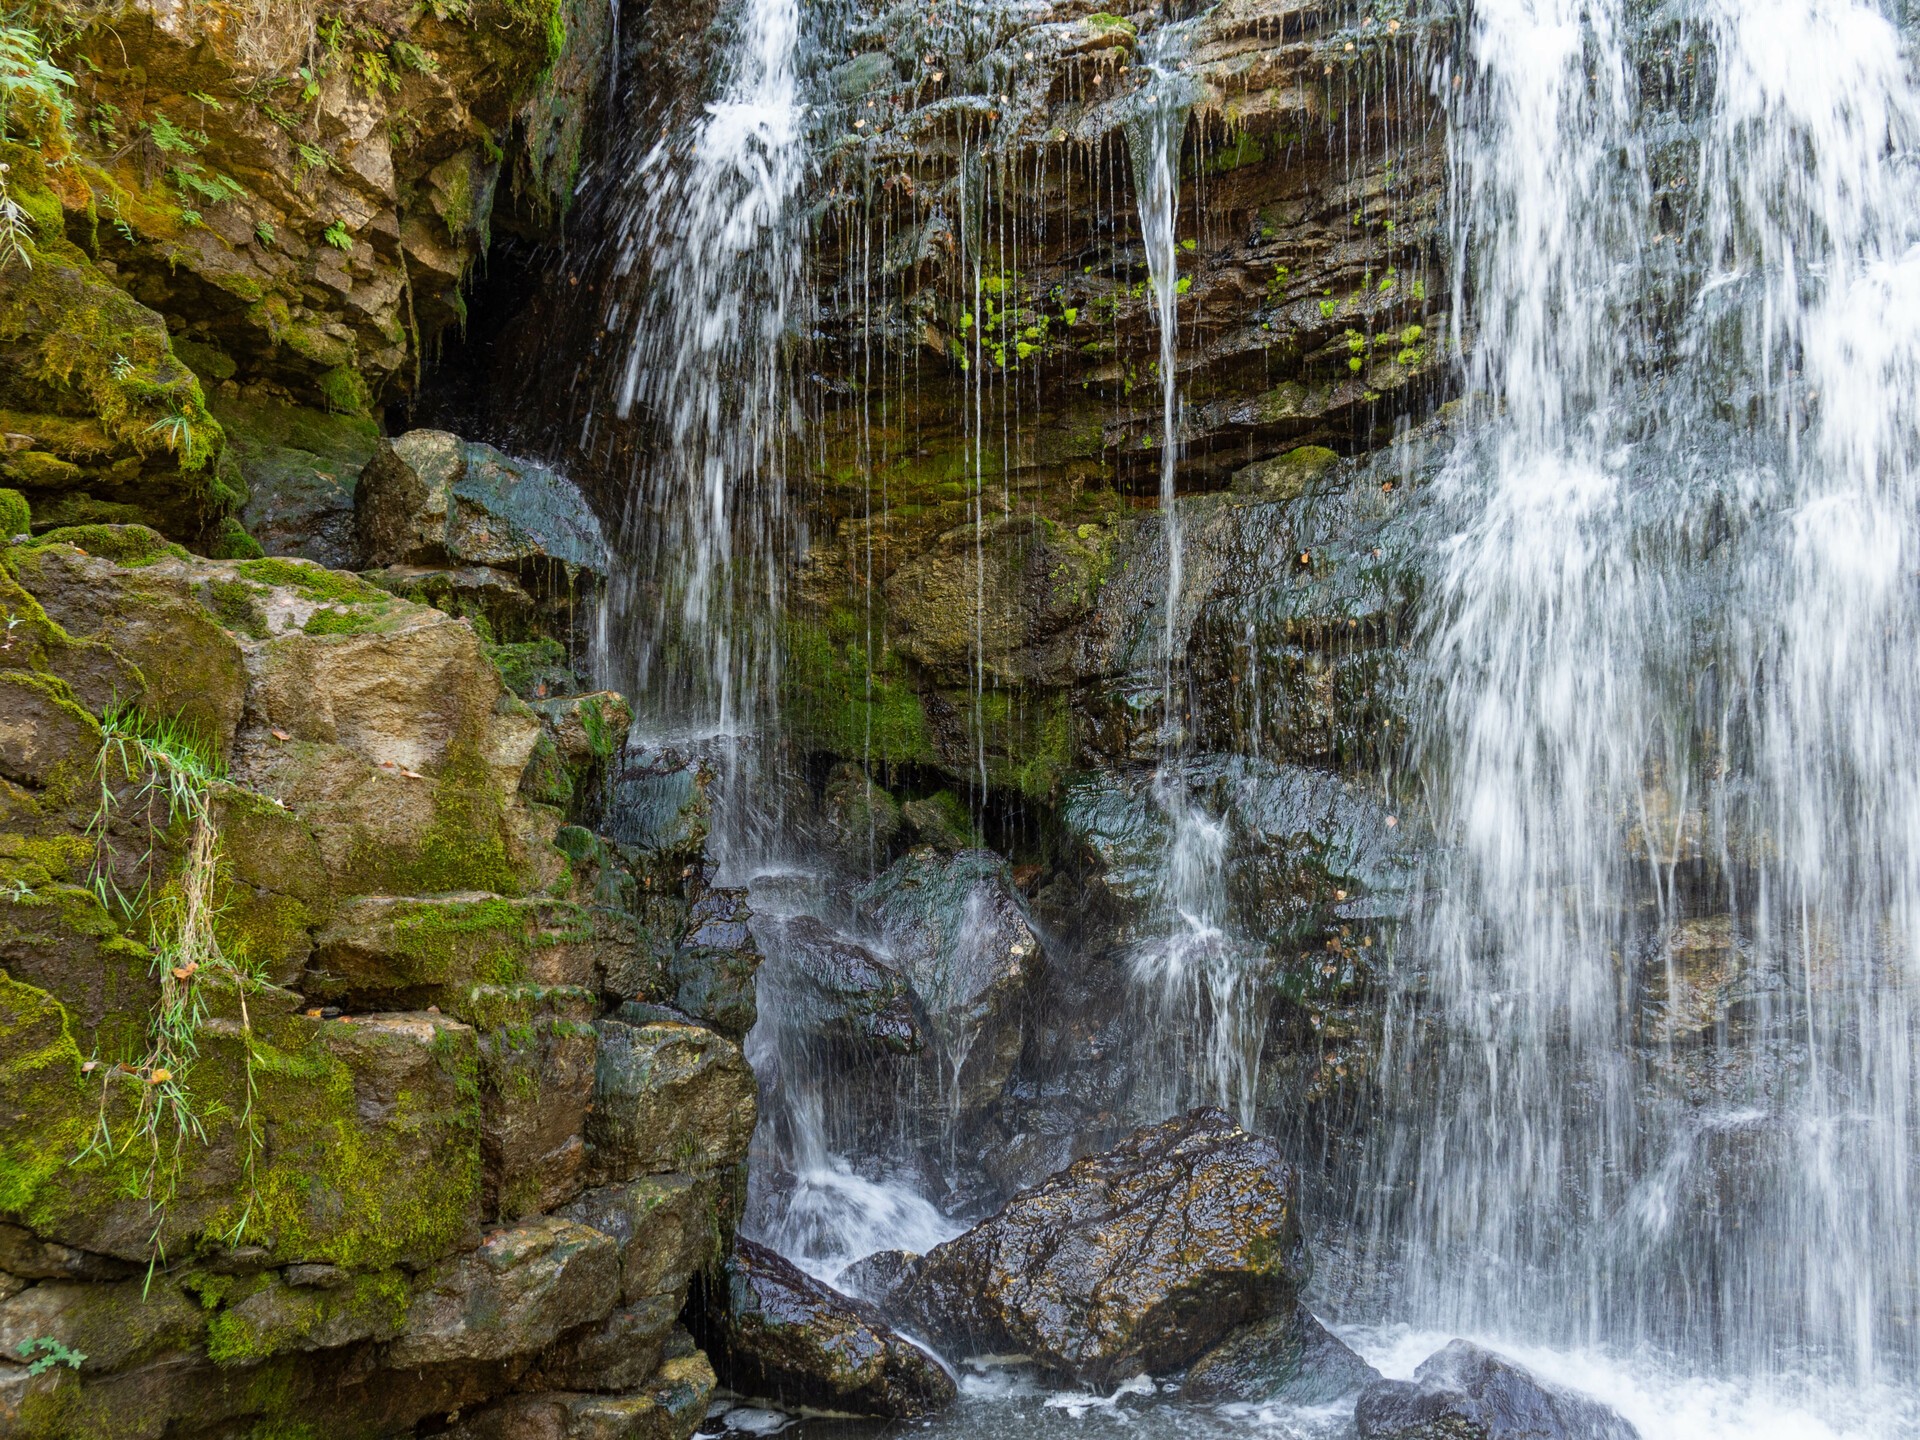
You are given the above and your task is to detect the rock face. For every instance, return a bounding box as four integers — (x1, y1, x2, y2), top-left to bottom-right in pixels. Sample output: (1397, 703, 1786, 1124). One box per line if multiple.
(894, 1109, 1307, 1384)
(0, 528, 753, 1440)
(1355, 1341, 1643, 1440)
(690, 1239, 956, 1418)
(0, 0, 610, 552)
(857, 847, 1043, 1131)
(1183, 1307, 1381, 1406)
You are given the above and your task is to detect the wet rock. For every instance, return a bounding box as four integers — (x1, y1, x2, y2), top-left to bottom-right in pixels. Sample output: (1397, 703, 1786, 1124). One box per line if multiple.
(445, 1346, 716, 1440)
(528, 1295, 684, 1393)
(837, 1248, 918, 1310)
(819, 762, 904, 863)
(585, 1018, 758, 1184)
(1183, 1307, 1380, 1405)
(760, 914, 922, 1056)
(896, 1108, 1306, 1384)
(563, 1172, 736, 1308)
(856, 847, 1042, 1126)
(690, 1239, 955, 1418)
(665, 884, 762, 1040)
(1354, 1341, 1642, 1440)
(387, 1217, 619, 1368)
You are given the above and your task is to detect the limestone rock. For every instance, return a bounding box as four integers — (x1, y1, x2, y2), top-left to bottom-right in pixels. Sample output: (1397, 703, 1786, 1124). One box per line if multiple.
(474, 986, 601, 1221)
(1355, 1341, 1642, 1440)
(689, 1238, 955, 1418)
(305, 895, 614, 1012)
(562, 1172, 734, 1308)
(895, 1108, 1307, 1383)
(585, 1019, 758, 1184)
(1184, 1307, 1380, 1405)
(387, 1217, 620, 1368)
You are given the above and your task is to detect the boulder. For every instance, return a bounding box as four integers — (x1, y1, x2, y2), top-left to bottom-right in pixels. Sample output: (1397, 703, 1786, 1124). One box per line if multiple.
(759, 914, 922, 1056)
(386, 1217, 620, 1368)
(894, 1108, 1306, 1384)
(472, 986, 601, 1221)
(356, 432, 609, 583)
(1354, 1341, 1642, 1440)
(856, 848, 1042, 1124)
(444, 1346, 715, 1440)
(1183, 1307, 1380, 1405)
(585, 1018, 758, 1184)
(689, 1239, 954, 1418)
(665, 884, 762, 1040)
(563, 1172, 735, 1309)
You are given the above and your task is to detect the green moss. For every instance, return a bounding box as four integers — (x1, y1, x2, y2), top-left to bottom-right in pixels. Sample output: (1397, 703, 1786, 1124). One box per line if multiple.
(1085, 13, 1138, 35)
(520, 730, 573, 807)
(300, 606, 394, 636)
(0, 487, 28, 537)
(0, 974, 91, 1226)
(236, 557, 386, 605)
(206, 578, 270, 638)
(483, 636, 573, 698)
(204, 1268, 410, 1367)
(219, 1023, 482, 1268)
(782, 612, 933, 767)
(207, 516, 266, 561)
(34, 523, 189, 566)
(315, 366, 372, 418)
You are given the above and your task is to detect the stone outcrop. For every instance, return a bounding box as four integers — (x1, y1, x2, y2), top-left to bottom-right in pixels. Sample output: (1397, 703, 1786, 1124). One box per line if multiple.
(0, 526, 753, 1440)
(1355, 1341, 1643, 1440)
(890, 1108, 1307, 1384)
(689, 1238, 956, 1418)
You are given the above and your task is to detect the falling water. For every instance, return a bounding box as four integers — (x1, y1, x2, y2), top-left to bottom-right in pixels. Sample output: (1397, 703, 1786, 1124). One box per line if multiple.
(1120, 20, 1267, 1127)
(598, 0, 807, 745)
(1374, 0, 1920, 1412)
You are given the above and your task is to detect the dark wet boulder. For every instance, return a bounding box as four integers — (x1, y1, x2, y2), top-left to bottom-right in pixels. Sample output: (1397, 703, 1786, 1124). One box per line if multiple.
(760, 914, 922, 1055)
(837, 1248, 918, 1310)
(856, 847, 1042, 1124)
(666, 883, 763, 1040)
(1184, 1307, 1380, 1405)
(895, 1108, 1306, 1384)
(689, 1238, 955, 1419)
(1355, 1341, 1642, 1440)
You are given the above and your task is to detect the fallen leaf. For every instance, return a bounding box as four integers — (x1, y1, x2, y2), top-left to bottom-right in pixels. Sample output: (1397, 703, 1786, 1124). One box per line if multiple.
(272, 728, 290, 741)
(1335, 889, 1348, 901)
(81, 1060, 99, 1074)
(149, 1068, 172, 1084)
(170, 963, 196, 981)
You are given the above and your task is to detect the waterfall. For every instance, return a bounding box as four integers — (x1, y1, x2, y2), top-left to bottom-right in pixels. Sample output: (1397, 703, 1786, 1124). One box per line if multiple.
(1375, 0, 1920, 1400)
(598, 0, 806, 748)
(1121, 20, 1268, 1128)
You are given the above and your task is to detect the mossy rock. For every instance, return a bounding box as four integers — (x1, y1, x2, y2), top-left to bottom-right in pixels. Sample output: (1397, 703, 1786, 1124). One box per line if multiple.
(1, 974, 485, 1268)
(305, 894, 602, 1016)
(33, 523, 189, 567)
(0, 487, 28, 538)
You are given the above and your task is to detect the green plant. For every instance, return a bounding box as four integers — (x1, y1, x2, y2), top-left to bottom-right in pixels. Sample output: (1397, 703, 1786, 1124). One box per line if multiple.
(0, 25, 75, 141)
(322, 219, 353, 251)
(254, 219, 275, 246)
(79, 707, 265, 1266)
(20, 1337, 84, 1376)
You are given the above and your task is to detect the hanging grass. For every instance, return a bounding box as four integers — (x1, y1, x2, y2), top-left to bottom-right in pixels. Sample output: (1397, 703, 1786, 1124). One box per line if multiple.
(78, 705, 265, 1274)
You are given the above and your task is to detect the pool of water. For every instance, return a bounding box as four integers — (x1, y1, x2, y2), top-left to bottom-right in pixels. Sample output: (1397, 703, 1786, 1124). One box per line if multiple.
(694, 1325, 1920, 1440)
